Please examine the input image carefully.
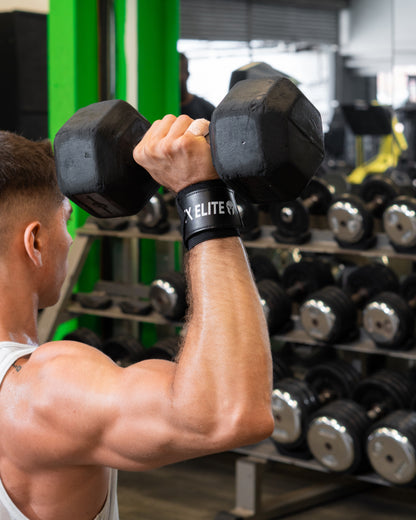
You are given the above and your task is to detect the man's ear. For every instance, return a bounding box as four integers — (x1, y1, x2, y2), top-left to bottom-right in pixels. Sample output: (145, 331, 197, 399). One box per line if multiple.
(23, 221, 43, 267)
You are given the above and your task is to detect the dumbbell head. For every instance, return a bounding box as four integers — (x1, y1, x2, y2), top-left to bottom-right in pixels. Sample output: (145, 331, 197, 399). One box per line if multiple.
(363, 292, 415, 349)
(299, 285, 357, 343)
(367, 410, 416, 486)
(327, 194, 373, 245)
(345, 263, 399, 306)
(146, 337, 180, 361)
(271, 351, 292, 387)
(149, 271, 187, 321)
(55, 99, 158, 218)
(271, 377, 318, 449)
(281, 258, 334, 303)
(257, 279, 292, 335)
(359, 175, 399, 218)
(307, 399, 371, 473)
(352, 370, 414, 415)
(210, 77, 324, 203)
(137, 192, 170, 233)
(304, 359, 360, 401)
(383, 196, 416, 250)
(101, 335, 145, 366)
(62, 327, 102, 349)
(270, 199, 310, 242)
(249, 254, 280, 284)
(299, 178, 334, 215)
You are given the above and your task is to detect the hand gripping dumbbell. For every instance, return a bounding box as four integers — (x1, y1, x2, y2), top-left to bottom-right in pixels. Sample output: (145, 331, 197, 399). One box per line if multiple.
(382, 195, 416, 253)
(54, 77, 324, 219)
(149, 271, 187, 321)
(306, 370, 414, 474)
(299, 263, 399, 344)
(366, 405, 416, 486)
(271, 359, 360, 456)
(257, 258, 334, 335)
(327, 175, 399, 249)
(362, 273, 416, 351)
(269, 173, 347, 244)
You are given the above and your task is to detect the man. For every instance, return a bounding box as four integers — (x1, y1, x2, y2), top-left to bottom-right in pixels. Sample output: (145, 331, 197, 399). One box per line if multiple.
(180, 53, 216, 120)
(0, 115, 274, 520)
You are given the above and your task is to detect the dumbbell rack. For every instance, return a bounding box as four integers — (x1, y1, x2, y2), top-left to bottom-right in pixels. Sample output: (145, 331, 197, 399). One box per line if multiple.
(38, 217, 416, 520)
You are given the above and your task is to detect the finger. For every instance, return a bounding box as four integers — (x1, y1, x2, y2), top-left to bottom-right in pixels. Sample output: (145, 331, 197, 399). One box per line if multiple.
(185, 118, 210, 138)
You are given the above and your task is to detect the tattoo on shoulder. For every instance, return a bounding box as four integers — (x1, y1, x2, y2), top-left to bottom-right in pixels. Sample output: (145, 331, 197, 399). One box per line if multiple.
(12, 362, 22, 372)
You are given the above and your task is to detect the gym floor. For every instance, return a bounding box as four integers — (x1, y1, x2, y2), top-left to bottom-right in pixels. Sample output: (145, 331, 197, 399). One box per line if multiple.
(117, 450, 416, 520)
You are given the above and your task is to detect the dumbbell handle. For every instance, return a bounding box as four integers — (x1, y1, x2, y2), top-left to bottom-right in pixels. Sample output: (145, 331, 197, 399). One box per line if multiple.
(318, 388, 335, 405)
(365, 194, 387, 213)
(301, 193, 320, 211)
(350, 287, 370, 305)
(366, 399, 395, 422)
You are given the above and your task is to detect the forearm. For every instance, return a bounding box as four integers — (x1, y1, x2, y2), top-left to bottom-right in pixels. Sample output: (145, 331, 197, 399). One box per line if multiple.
(171, 237, 274, 446)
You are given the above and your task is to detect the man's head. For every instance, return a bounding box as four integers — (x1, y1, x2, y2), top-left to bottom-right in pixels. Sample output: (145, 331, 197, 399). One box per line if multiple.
(0, 131, 71, 308)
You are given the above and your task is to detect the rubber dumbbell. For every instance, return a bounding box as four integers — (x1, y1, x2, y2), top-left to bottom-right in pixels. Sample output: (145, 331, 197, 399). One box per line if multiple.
(327, 175, 399, 249)
(146, 337, 180, 361)
(136, 192, 170, 234)
(271, 350, 293, 388)
(362, 273, 416, 351)
(383, 195, 416, 253)
(101, 334, 145, 366)
(54, 77, 324, 218)
(249, 254, 280, 284)
(149, 271, 187, 321)
(366, 408, 416, 486)
(62, 327, 102, 349)
(257, 258, 334, 335)
(299, 263, 399, 344)
(271, 359, 360, 455)
(306, 369, 413, 474)
(270, 173, 347, 244)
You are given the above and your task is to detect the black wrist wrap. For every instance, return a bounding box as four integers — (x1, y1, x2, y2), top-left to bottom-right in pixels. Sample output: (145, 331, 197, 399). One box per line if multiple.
(176, 179, 242, 250)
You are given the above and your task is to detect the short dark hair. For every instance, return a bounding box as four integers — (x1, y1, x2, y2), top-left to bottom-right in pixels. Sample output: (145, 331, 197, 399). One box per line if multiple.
(0, 131, 64, 211)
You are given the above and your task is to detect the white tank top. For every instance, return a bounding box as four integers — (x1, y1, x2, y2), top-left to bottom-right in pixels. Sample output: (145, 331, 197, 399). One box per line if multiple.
(0, 341, 119, 520)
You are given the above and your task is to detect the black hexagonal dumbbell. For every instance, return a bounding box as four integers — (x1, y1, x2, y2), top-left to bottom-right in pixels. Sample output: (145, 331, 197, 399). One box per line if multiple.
(54, 76, 324, 219)
(257, 258, 334, 335)
(306, 369, 414, 474)
(362, 273, 416, 351)
(366, 404, 416, 486)
(383, 194, 416, 253)
(327, 175, 399, 249)
(269, 172, 348, 244)
(149, 271, 187, 321)
(299, 263, 399, 344)
(271, 359, 360, 456)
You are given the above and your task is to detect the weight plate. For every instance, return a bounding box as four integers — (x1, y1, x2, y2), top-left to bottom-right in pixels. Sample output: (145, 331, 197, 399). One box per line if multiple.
(363, 292, 414, 348)
(345, 263, 399, 303)
(305, 359, 360, 399)
(271, 378, 317, 448)
(270, 200, 310, 238)
(62, 327, 102, 349)
(307, 399, 370, 474)
(367, 410, 416, 485)
(249, 254, 280, 284)
(401, 273, 416, 303)
(257, 280, 292, 335)
(327, 195, 371, 244)
(282, 258, 334, 303)
(383, 197, 416, 248)
(137, 192, 168, 230)
(149, 271, 187, 320)
(300, 178, 333, 215)
(359, 175, 399, 218)
(299, 286, 356, 343)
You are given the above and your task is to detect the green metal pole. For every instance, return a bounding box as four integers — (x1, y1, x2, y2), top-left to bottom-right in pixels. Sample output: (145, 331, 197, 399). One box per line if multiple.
(48, 0, 100, 338)
(137, 0, 180, 346)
